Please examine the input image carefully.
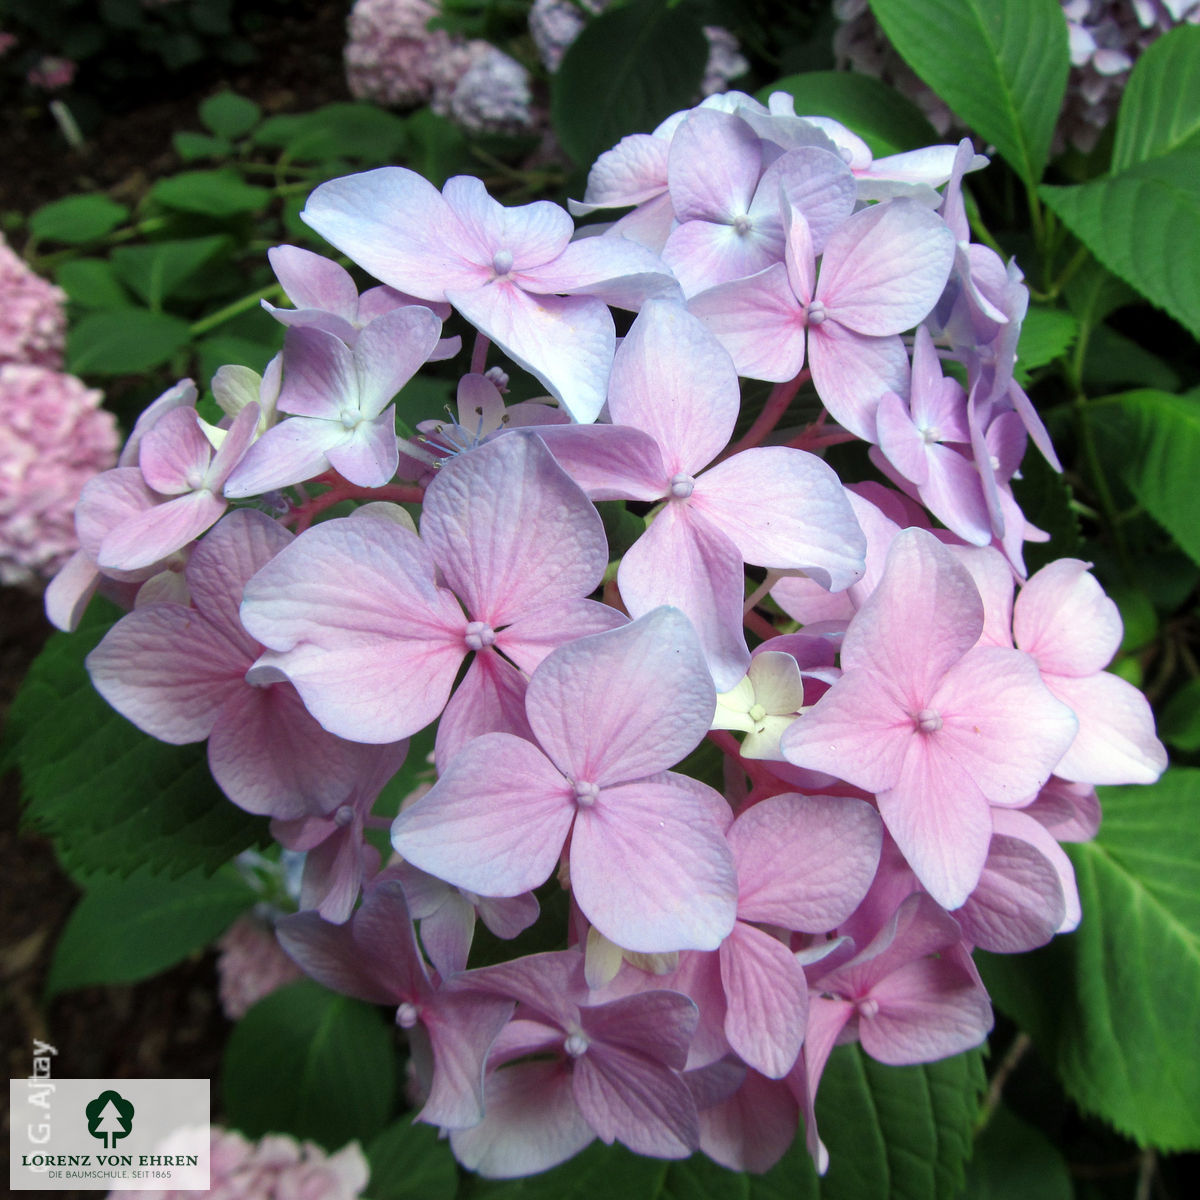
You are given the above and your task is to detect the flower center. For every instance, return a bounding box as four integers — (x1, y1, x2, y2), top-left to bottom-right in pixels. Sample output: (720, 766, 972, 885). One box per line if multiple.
(731, 214, 752, 236)
(857, 996, 880, 1020)
(340, 406, 361, 430)
(464, 620, 497, 651)
(914, 708, 943, 733)
(668, 473, 695, 500)
(805, 301, 827, 326)
(395, 1002, 419, 1029)
(748, 702, 768, 724)
(334, 804, 356, 828)
(573, 780, 600, 808)
(492, 249, 514, 276)
(563, 1033, 589, 1058)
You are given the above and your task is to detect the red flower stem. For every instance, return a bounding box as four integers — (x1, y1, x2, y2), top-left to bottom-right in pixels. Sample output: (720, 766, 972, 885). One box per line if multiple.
(743, 607, 777, 640)
(785, 409, 857, 452)
(724, 369, 811, 459)
(286, 479, 425, 533)
(706, 730, 743, 758)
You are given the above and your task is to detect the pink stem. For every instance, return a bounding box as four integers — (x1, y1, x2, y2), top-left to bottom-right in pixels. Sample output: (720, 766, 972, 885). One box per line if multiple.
(743, 607, 777, 640)
(722, 369, 811, 459)
(286, 477, 425, 533)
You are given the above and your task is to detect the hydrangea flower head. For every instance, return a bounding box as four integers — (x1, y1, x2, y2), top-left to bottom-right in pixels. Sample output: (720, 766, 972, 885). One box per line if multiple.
(0, 364, 118, 586)
(0, 234, 67, 369)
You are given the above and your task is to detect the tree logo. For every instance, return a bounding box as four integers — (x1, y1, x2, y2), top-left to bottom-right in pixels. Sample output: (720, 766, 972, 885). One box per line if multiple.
(85, 1089, 135, 1149)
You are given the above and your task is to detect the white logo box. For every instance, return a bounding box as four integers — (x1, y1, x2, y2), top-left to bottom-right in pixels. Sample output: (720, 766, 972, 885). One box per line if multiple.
(10, 1078, 210, 1192)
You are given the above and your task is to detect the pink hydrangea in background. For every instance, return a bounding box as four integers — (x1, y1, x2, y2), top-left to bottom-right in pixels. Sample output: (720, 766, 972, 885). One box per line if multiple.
(108, 1128, 369, 1200)
(26, 54, 76, 91)
(833, 0, 1200, 153)
(1, 233, 67, 369)
(0, 363, 118, 587)
(344, 0, 535, 133)
(344, 0, 447, 106)
(215, 913, 304, 1021)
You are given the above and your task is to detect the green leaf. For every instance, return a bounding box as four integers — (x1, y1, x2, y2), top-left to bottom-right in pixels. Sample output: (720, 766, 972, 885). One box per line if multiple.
(253, 103, 409, 164)
(55, 259, 133, 310)
(405, 109, 472, 189)
(1158, 678, 1200, 752)
(4, 599, 269, 878)
(1112, 25, 1200, 171)
(469, 1141, 667, 1200)
(364, 1118, 457, 1200)
(748, 1132, 820, 1200)
(667, 1154, 752, 1199)
(1088, 389, 1200, 567)
(758, 71, 938, 158)
(814, 1044, 985, 1200)
(962, 1105, 1072, 1200)
(110, 235, 231, 307)
(1014, 307, 1078, 385)
(173, 131, 234, 162)
(1109, 584, 1158, 654)
(1009, 449, 1084, 573)
(46, 866, 254, 997)
(1041, 145, 1200, 338)
(551, 0, 708, 167)
(979, 769, 1200, 1150)
(199, 90, 262, 140)
(1082, 324, 1181, 392)
(151, 170, 272, 218)
(597, 500, 645, 563)
(66, 309, 192, 374)
(222, 980, 397, 1150)
(868, 0, 1069, 186)
(196, 333, 282, 387)
(1063, 258, 1138, 328)
(392, 372, 457, 437)
(29, 195, 130, 244)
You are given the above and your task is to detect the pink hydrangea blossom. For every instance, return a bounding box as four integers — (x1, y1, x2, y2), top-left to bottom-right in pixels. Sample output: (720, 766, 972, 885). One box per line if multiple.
(0, 234, 67, 368)
(215, 913, 304, 1020)
(0, 364, 118, 586)
(344, 0, 443, 106)
(108, 1127, 369, 1200)
(27, 55, 76, 91)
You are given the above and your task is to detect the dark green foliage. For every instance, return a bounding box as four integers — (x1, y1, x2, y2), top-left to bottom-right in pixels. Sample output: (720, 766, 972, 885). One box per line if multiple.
(4, 599, 269, 879)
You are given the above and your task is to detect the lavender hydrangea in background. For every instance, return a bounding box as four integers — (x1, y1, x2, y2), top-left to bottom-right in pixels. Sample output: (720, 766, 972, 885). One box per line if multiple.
(432, 43, 535, 136)
(834, 0, 1200, 153)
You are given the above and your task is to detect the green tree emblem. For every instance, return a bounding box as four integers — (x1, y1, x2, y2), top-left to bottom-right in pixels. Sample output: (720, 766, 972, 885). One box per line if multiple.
(85, 1090, 135, 1149)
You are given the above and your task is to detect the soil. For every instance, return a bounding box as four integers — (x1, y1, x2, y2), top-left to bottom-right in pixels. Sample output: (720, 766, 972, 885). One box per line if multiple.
(0, 6, 354, 1192)
(1, 2, 350, 218)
